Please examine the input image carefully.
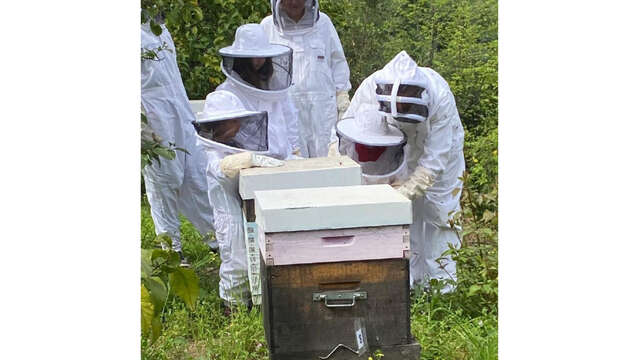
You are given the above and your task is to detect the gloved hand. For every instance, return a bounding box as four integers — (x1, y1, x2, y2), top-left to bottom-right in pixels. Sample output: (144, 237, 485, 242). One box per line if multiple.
(336, 91, 350, 122)
(220, 152, 284, 178)
(395, 166, 435, 200)
(327, 141, 340, 157)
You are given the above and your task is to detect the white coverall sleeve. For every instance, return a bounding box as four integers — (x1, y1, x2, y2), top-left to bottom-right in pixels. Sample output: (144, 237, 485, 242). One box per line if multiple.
(326, 17, 351, 92)
(396, 91, 459, 199)
(416, 91, 458, 179)
(283, 93, 301, 154)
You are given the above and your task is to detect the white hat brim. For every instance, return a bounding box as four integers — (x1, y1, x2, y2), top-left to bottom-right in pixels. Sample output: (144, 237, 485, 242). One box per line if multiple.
(195, 109, 262, 123)
(336, 117, 406, 147)
(219, 43, 291, 58)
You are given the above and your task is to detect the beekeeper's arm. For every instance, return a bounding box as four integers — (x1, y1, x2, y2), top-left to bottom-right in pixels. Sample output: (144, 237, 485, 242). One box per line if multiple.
(327, 16, 351, 122)
(219, 152, 284, 178)
(396, 91, 459, 200)
(283, 93, 302, 156)
(328, 75, 377, 156)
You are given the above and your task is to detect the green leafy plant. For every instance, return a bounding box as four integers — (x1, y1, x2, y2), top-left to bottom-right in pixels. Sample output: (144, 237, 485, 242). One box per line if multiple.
(141, 234, 201, 343)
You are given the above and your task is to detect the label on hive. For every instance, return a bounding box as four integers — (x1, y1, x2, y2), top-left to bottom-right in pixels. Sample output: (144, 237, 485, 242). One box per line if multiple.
(242, 214, 262, 305)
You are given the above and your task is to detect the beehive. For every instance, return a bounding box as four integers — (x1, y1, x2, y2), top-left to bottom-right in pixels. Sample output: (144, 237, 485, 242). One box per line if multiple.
(255, 184, 420, 359)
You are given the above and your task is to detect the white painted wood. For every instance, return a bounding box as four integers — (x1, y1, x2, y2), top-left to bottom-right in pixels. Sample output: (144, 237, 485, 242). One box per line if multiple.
(189, 99, 205, 115)
(259, 225, 410, 265)
(238, 156, 362, 200)
(255, 184, 412, 232)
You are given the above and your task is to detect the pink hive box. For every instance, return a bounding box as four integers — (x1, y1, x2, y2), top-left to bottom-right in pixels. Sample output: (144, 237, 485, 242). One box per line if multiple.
(254, 184, 413, 266)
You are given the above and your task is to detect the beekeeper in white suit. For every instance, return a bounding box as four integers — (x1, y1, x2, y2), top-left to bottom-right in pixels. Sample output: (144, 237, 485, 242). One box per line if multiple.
(193, 90, 284, 309)
(261, 0, 351, 158)
(217, 23, 300, 160)
(141, 23, 216, 263)
(339, 51, 465, 293)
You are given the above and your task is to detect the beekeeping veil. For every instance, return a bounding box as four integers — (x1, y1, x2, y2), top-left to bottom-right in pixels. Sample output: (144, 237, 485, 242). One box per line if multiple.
(271, 0, 320, 34)
(219, 24, 293, 96)
(374, 51, 430, 124)
(193, 90, 269, 153)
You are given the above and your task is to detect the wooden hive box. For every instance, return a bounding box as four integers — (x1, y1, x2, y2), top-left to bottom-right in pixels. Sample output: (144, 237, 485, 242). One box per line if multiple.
(254, 184, 420, 359)
(238, 156, 361, 305)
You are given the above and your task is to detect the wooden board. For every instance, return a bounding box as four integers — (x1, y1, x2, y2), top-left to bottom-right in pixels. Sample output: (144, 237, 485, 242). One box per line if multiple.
(261, 258, 415, 359)
(259, 225, 410, 266)
(239, 156, 361, 200)
(268, 341, 421, 360)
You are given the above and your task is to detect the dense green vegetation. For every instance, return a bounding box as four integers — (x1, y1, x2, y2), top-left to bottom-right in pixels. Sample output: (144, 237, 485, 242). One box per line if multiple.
(142, 0, 498, 358)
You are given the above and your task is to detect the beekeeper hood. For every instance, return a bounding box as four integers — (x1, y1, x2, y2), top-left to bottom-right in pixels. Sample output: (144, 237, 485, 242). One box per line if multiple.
(271, 0, 319, 34)
(374, 51, 430, 124)
(193, 90, 269, 153)
(337, 107, 409, 184)
(219, 24, 293, 98)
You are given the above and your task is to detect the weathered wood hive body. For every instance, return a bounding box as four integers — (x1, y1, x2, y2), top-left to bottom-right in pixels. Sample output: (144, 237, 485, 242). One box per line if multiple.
(254, 184, 421, 359)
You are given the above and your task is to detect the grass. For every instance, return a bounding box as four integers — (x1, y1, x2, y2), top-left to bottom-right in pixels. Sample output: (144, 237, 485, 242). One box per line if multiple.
(141, 201, 498, 360)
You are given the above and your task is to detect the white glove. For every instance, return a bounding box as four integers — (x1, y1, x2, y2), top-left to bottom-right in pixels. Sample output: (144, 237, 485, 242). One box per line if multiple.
(395, 166, 435, 200)
(336, 91, 350, 122)
(220, 152, 284, 178)
(327, 141, 340, 157)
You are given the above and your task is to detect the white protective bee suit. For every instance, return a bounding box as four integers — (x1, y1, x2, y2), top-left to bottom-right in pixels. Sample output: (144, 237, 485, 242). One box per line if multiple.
(261, 0, 351, 158)
(216, 24, 300, 161)
(343, 51, 465, 293)
(194, 90, 284, 305)
(141, 23, 215, 252)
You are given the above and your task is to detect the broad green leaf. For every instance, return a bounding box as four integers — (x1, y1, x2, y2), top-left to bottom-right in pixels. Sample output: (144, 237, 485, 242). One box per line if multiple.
(154, 233, 173, 249)
(150, 20, 163, 36)
(141, 113, 148, 124)
(151, 248, 180, 269)
(143, 276, 167, 315)
(468, 284, 481, 296)
(169, 267, 199, 310)
(451, 187, 461, 197)
(194, 8, 204, 21)
(141, 249, 153, 278)
(154, 147, 176, 160)
(183, 10, 192, 22)
(141, 285, 154, 336)
(151, 316, 162, 342)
